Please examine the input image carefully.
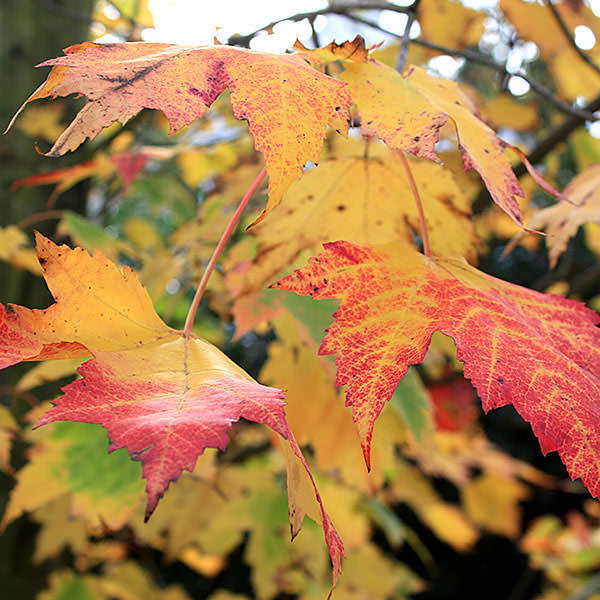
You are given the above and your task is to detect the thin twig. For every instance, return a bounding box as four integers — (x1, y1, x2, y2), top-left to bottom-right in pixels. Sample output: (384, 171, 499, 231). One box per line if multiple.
(227, 2, 410, 47)
(399, 152, 431, 257)
(513, 92, 600, 177)
(547, 0, 600, 78)
(17, 209, 64, 229)
(308, 16, 320, 50)
(396, 0, 421, 73)
(183, 167, 267, 335)
(349, 14, 598, 122)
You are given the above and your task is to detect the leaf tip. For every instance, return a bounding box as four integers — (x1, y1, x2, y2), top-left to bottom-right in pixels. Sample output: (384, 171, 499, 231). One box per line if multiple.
(144, 501, 156, 522)
(246, 210, 267, 230)
(290, 522, 300, 542)
(361, 442, 372, 473)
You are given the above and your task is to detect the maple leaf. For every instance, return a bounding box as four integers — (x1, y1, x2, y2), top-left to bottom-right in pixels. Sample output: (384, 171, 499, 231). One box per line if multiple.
(31, 496, 89, 563)
(525, 163, 600, 267)
(6, 42, 350, 222)
(226, 148, 476, 306)
(261, 298, 426, 494)
(296, 37, 562, 227)
(501, 0, 600, 57)
(500, 0, 600, 103)
(0, 234, 343, 582)
(273, 241, 600, 501)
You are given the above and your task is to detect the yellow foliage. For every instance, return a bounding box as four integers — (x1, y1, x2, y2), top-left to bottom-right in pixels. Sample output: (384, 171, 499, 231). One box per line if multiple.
(0, 226, 42, 275)
(480, 96, 539, 131)
(16, 358, 83, 392)
(388, 458, 478, 551)
(462, 474, 530, 538)
(420, 0, 485, 50)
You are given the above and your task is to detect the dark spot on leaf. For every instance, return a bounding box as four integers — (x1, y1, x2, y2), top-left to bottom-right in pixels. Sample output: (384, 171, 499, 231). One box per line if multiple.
(337, 205, 346, 211)
(497, 377, 504, 383)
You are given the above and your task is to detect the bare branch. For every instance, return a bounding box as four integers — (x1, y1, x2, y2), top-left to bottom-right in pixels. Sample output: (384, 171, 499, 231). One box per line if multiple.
(227, 2, 410, 47)
(350, 14, 598, 122)
(513, 92, 600, 177)
(547, 0, 600, 78)
(308, 15, 321, 50)
(396, 0, 421, 73)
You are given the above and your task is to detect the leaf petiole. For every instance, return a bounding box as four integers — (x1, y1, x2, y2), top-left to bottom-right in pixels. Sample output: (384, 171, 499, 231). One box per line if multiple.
(183, 166, 267, 335)
(399, 152, 431, 257)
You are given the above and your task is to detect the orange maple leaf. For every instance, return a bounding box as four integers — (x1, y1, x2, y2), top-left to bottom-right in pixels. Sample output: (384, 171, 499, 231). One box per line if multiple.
(0, 234, 343, 584)
(273, 241, 600, 500)
(6, 42, 350, 223)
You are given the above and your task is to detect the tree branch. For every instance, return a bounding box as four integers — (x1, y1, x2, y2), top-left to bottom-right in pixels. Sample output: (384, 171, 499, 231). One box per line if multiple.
(349, 14, 598, 122)
(396, 0, 421, 73)
(514, 92, 600, 176)
(227, 2, 410, 47)
(226, 3, 597, 122)
(547, 0, 600, 78)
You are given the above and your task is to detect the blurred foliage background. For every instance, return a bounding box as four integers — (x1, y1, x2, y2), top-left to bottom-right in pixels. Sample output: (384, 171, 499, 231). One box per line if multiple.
(2, 1, 600, 599)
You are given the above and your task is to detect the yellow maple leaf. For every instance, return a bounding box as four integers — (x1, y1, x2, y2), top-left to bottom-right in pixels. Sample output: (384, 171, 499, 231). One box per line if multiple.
(227, 149, 477, 320)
